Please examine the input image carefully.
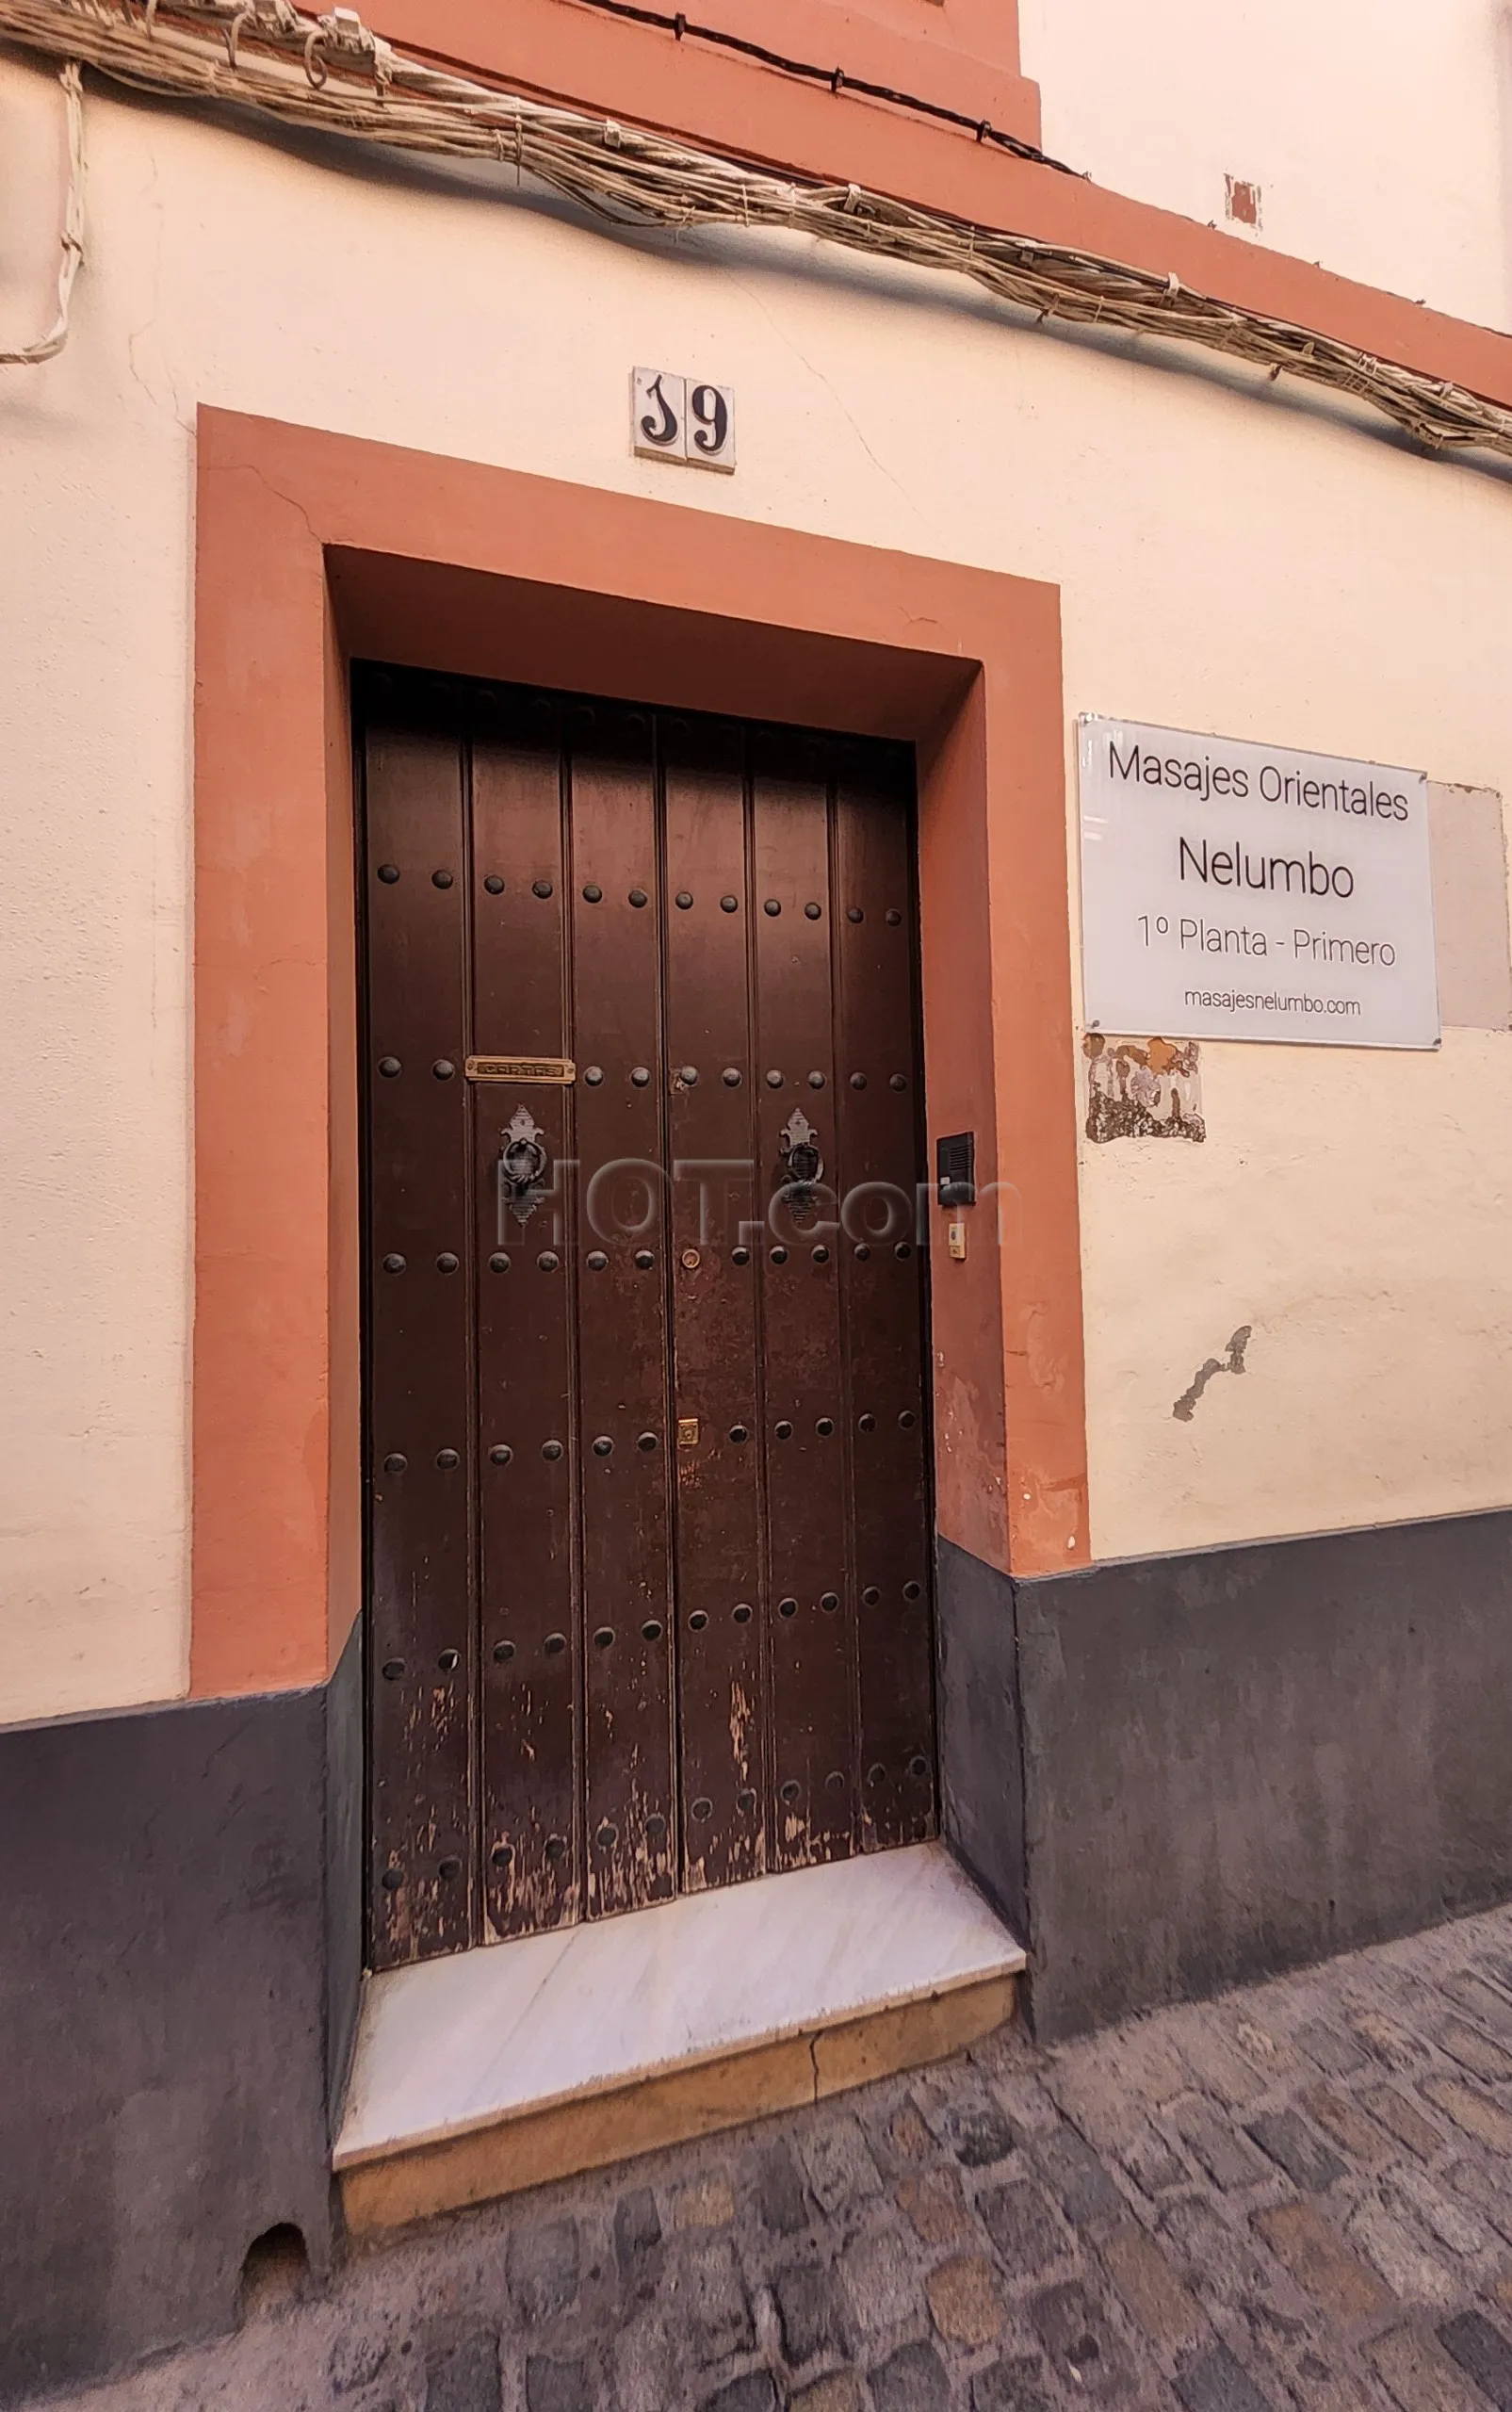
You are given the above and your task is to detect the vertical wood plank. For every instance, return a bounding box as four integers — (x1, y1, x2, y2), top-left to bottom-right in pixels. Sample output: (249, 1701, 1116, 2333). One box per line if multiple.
(663, 714, 768, 1891)
(362, 691, 477, 1966)
(752, 728, 855, 1871)
(568, 700, 677, 1917)
(472, 689, 581, 1939)
(835, 741, 937, 1850)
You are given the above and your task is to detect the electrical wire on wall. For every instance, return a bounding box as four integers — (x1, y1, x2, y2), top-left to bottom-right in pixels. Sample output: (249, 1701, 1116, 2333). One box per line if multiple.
(552, 0, 1077, 174)
(2, 0, 1511, 476)
(0, 57, 83, 364)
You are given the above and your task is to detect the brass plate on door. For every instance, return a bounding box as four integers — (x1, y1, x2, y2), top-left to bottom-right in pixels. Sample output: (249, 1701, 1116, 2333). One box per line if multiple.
(676, 1418, 700, 1447)
(466, 1055, 576, 1085)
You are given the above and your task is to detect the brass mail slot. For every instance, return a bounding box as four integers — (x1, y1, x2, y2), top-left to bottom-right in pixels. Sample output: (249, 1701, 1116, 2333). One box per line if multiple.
(465, 1055, 576, 1085)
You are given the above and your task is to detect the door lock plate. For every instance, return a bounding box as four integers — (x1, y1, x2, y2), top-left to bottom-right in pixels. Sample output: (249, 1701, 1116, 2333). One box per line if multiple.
(676, 1418, 700, 1448)
(466, 1054, 576, 1084)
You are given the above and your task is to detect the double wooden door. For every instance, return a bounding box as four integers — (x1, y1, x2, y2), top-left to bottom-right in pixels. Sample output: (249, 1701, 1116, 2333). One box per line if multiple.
(359, 668, 936, 1970)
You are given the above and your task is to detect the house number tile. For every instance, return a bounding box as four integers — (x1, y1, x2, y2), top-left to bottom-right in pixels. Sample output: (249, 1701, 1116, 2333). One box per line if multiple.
(631, 367, 737, 472)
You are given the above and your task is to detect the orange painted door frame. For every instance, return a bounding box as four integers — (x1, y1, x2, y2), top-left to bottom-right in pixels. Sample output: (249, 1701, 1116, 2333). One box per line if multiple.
(192, 407, 1087, 1700)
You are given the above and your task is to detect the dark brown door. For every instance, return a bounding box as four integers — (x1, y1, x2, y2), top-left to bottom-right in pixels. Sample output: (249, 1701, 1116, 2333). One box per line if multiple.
(359, 668, 936, 1971)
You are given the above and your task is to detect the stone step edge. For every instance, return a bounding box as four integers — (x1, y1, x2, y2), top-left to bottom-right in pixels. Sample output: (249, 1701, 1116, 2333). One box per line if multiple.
(338, 1969, 1017, 2234)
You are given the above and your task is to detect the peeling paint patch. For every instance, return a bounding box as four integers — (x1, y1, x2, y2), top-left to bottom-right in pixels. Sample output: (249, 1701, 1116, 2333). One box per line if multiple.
(1174, 1326, 1252, 1421)
(1085, 1035, 1205, 1145)
(1226, 174, 1262, 229)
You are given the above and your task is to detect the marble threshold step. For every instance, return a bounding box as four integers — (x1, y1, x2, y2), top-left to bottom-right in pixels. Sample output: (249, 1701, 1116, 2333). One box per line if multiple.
(335, 1840, 1026, 2232)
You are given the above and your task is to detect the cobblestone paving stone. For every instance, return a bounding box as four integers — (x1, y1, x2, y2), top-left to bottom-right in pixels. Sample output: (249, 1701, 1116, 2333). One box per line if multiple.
(37, 1900, 1512, 2412)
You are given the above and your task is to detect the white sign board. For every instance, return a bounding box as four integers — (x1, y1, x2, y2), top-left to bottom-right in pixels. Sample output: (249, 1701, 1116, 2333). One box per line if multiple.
(1078, 717, 1439, 1048)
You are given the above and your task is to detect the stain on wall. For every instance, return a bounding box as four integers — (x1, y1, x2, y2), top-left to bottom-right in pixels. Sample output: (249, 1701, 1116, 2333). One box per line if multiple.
(1174, 1325, 1252, 1421)
(1084, 1034, 1205, 1144)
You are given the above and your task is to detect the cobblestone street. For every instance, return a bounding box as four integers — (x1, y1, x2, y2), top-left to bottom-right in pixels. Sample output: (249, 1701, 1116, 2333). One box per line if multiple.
(44, 1901, 1512, 2412)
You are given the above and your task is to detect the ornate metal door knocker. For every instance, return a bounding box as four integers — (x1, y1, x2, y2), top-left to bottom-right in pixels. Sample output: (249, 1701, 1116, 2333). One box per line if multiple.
(498, 1105, 549, 1224)
(778, 1107, 823, 1217)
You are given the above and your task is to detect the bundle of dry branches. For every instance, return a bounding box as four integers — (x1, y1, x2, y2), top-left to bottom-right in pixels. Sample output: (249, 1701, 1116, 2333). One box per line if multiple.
(3, 0, 1512, 466)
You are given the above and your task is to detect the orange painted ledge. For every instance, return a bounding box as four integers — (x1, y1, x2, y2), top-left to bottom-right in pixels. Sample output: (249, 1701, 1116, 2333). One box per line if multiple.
(387, 0, 1040, 150)
(373, 0, 1512, 416)
(191, 408, 1087, 1698)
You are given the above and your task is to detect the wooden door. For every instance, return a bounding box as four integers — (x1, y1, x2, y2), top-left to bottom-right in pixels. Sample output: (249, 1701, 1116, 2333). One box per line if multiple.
(359, 668, 936, 1971)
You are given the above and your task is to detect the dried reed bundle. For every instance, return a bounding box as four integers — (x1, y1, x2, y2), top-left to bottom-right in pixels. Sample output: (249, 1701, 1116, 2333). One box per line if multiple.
(3, 0, 1511, 466)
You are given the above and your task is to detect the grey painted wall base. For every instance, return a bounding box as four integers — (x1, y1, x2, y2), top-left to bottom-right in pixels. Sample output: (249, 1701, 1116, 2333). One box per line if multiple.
(937, 1511, 1512, 2044)
(0, 1628, 362, 2405)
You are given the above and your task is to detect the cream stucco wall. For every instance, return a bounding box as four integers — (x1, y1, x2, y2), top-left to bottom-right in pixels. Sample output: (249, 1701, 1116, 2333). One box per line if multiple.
(3, 57, 1512, 1721)
(1020, 0, 1512, 333)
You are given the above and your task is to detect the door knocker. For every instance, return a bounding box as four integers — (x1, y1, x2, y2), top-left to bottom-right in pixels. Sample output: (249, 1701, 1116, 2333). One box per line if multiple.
(499, 1105, 549, 1224)
(778, 1107, 824, 1219)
